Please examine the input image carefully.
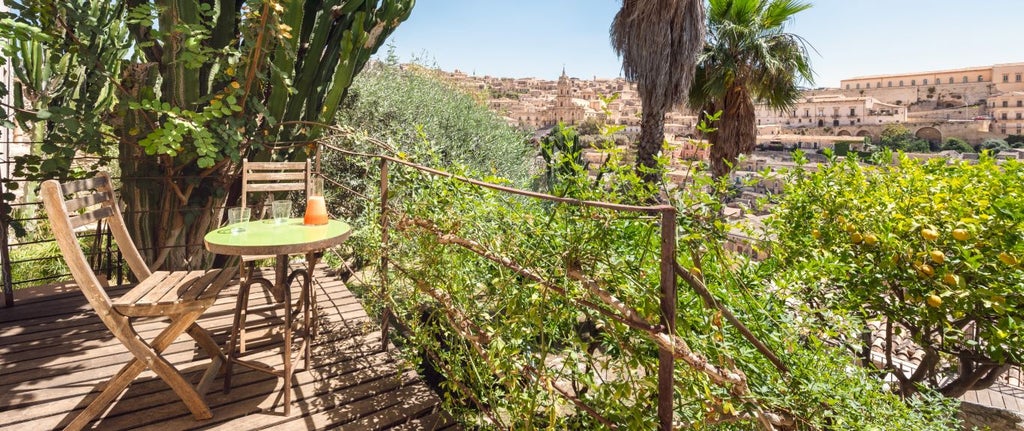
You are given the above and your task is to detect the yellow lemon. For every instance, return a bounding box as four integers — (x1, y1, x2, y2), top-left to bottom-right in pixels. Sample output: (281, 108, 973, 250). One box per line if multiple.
(864, 233, 878, 246)
(851, 232, 863, 244)
(812, 229, 821, 239)
(918, 263, 935, 278)
(921, 228, 939, 241)
(929, 250, 945, 264)
(952, 229, 970, 241)
(943, 273, 958, 287)
(926, 294, 942, 308)
(998, 252, 1018, 266)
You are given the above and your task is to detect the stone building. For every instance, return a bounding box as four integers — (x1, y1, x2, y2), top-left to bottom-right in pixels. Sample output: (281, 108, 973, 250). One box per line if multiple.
(988, 91, 1024, 136)
(755, 94, 906, 129)
(544, 69, 586, 125)
(838, 62, 1024, 109)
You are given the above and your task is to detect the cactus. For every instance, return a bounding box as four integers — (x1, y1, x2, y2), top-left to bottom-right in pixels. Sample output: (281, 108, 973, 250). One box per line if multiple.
(2, 0, 415, 269)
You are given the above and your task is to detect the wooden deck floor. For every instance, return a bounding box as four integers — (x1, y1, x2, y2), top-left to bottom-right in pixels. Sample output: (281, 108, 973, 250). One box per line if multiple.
(0, 266, 456, 430)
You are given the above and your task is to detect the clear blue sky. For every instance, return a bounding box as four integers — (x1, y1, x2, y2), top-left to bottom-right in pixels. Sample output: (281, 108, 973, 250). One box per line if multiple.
(386, 0, 1023, 88)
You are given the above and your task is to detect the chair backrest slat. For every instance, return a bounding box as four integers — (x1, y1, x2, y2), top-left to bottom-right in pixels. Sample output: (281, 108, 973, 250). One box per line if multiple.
(69, 206, 115, 229)
(240, 159, 312, 210)
(60, 176, 108, 195)
(246, 182, 308, 193)
(246, 172, 307, 182)
(65, 191, 112, 212)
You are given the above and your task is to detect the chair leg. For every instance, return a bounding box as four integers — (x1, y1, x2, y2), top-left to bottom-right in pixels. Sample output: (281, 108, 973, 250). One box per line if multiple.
(188, 323, 227, 395)
(145, 313, 215, 420)
(65, 311, 211, 431)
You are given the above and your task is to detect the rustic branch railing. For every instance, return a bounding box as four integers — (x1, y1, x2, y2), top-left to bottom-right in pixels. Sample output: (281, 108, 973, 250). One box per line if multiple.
(319, 141, 681, 429)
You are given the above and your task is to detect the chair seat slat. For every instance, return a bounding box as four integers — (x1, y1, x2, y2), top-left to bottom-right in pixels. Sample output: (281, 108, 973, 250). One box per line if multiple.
(113, 270, 230, 317)
(116, 271, 177, 305)
(138, 271, 207, 305)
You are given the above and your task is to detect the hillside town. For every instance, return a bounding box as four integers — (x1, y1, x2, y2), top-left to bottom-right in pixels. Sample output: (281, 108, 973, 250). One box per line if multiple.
(442, 61, 1024, 156)
(435, 62, 1024, 263)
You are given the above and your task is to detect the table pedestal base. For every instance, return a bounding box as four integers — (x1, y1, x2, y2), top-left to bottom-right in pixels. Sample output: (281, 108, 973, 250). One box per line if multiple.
(223, 252, 321, 415)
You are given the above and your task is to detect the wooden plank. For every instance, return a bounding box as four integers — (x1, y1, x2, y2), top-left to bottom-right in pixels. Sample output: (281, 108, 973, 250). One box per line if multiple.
(63, 191, 111, 213)
(388, 411, 457, 431)
(68, 206, 114, 229)
(115, 271, 179, 307)
(247, 182, 307, 193)
(60, 176, 108, 195)
(245, 162, 308, 170)
(247, 172, 307, 181)
(334, 382, 443, 430)
(0, 265, 451, 431)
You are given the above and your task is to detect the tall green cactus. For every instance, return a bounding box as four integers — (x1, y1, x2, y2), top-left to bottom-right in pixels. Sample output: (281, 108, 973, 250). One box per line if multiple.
(2, 0, 415, 269)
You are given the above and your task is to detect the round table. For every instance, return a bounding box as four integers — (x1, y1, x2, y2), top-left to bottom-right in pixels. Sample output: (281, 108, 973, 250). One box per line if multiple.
(204, 217, 351, 414)
(204, 218, 352, 256)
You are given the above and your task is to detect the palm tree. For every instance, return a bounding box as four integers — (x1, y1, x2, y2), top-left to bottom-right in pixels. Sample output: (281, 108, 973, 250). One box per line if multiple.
(690, 0, 814, 179)
(610, 0, 706, 184)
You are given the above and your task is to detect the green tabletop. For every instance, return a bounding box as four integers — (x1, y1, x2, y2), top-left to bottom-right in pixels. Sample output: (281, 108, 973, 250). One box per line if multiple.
(204, 218, 352, 256)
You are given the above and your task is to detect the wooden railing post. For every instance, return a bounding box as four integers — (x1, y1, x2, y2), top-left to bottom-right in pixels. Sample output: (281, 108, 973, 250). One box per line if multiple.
(1, 217, 12, 307)
(379, 158, 391, 352)
(657, 206, 677, 431)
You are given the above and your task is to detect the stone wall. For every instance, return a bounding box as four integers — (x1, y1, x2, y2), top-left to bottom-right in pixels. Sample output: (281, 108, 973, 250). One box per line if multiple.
(961, 402, 1024, 431)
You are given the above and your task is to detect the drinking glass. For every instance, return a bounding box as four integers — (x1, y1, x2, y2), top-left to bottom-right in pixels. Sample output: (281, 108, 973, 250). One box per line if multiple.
(304, 178, 328, 225)
(227, 207, 251, 233)
(271, 200, 292, 224)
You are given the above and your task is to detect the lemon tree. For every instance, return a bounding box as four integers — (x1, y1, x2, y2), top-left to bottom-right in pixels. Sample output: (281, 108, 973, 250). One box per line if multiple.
(768, 152, 1024, 398)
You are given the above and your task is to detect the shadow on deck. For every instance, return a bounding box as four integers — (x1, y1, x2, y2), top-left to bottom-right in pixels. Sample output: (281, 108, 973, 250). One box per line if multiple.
(0, 265, 456, 430)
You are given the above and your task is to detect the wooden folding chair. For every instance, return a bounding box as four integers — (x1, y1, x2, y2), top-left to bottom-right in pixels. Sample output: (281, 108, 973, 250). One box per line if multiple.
(227, 160, 314, 413)
(238, 159, 312, 282)
(41, 173, 235, 431)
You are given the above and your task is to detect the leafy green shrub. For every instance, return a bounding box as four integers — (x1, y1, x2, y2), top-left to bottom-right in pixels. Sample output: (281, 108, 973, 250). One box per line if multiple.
(334, 61, 533, 186)
(980, 138, 1010, 153)
(354, 143, 959, 428)
(942, 137, 974, 153)
(768, 153, 1024, 398)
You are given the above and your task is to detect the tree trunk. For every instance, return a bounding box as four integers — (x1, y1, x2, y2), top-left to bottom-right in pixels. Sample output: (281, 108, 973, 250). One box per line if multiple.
(115, 62, 231, 272)
(940, 360, 1010, 398)
(636, 104, 665, 184)
(709, 84, 756, 179)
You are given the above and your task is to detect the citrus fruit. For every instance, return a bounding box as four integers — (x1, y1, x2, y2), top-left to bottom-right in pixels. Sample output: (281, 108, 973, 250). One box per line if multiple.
(851, 232, 863, 244)
(812, 229, 821, 239)
(952, 229, 970, 241)
(926, 294, 942, 308)
(943, 273, 958, 286)
(864, 233, 878, 246)
(998, 252, 1018, 266)
(921, 228, 939, 241)
(929, 250, 945, 264)
(918, 263, 935, 277)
